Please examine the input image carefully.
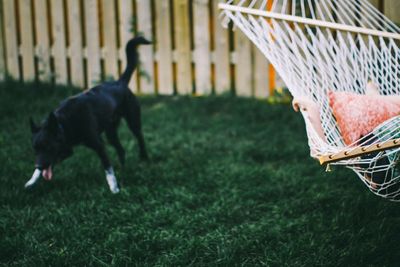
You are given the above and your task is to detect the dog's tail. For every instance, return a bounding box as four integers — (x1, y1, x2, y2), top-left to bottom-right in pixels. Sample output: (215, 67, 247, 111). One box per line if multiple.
(119, 36, 152, 86)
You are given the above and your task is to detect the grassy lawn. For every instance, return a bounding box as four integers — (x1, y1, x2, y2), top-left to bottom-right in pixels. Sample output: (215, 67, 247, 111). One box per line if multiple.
(0, 81, 399, 266)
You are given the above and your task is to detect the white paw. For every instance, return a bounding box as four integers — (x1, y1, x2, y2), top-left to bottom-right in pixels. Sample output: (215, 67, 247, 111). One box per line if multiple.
(110, 186, 120, 194)
(105, 168, 120, 194)
(25, 180, 35, 188)
(25, 169, 41, 188)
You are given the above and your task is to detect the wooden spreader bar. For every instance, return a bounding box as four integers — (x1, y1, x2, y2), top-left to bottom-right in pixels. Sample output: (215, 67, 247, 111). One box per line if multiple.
(218, 3, 400, 40)
(319, 138, 400, 165)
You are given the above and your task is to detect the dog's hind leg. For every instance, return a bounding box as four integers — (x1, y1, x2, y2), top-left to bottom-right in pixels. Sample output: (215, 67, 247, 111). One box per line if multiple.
(86, 136, 120, 194)
(105, 126, 126, 166)
(123, 94, 149, 160)
(104, 167, 119, 194)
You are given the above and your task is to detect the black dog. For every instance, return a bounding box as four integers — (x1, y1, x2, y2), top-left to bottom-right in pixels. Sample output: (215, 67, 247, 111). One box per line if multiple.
(26, 36, 151, 193)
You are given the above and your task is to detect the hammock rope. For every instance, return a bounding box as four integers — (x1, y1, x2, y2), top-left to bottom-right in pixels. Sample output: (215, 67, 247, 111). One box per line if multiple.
(220, 0, 400, 200)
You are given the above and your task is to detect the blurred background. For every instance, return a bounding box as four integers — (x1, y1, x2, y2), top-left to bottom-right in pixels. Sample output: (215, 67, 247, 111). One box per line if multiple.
(0, 0, 398, 98)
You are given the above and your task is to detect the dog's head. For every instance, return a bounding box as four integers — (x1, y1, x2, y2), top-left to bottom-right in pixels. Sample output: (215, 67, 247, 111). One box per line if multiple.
(30, 112, 72, 180)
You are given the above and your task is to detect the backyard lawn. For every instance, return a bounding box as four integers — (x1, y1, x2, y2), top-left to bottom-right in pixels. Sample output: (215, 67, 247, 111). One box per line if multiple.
(0, 81, 399, 266)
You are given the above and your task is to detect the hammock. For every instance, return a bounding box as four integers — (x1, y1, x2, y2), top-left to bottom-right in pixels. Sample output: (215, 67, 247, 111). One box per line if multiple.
(219, 0, 400, 200)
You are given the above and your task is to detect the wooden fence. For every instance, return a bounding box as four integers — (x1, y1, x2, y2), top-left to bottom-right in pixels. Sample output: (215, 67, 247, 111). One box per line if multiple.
(0, 0, 397, 98)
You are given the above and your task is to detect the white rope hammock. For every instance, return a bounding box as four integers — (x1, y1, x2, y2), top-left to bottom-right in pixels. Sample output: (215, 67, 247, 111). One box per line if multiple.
(220, 0, 400, 200)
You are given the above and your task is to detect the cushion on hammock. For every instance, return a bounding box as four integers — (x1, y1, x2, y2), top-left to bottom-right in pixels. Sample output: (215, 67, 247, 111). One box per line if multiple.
(328, 91, 400, 145)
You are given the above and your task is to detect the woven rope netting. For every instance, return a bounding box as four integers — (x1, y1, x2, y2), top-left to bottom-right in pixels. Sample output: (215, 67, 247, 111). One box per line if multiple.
(220, 0, 400, 200)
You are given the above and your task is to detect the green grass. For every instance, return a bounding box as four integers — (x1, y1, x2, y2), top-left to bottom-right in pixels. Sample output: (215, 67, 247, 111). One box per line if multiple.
(0, 80, 399, 266)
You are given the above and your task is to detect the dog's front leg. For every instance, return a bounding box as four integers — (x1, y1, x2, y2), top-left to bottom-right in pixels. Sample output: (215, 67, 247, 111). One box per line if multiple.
(88, 140, 120, 194)
(105, 167, 119, 194)
(25, 169, 41, 188)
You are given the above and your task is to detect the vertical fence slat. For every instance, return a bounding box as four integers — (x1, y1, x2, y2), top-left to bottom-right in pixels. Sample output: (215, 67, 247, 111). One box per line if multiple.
(67, 0, 84, 87)
(34, 0, 51, 82)
(234, 1, 252, 97)
(136, 0, 155, 94)
(19, 0, 35, 81)
(267, 0, 275, 95)
(254, 47, 269, 98)
(84, 0, 101, 87)
(0, 0, 6, 81)
(155, 0, 174, 95)
(101, 0, 118, 80)
(213, 0, 230, 94)
(193, 0, 211, 95)
(51, 0, 68, 84)
(3, 0, 19, 79)
(234, 31, 253, 97)
(384, 0, 400, 24)
(118, 0, 137, 92)
(367, 0, 380, 9)
(173, 0, 192, 95)
(118, 0, 132, 69)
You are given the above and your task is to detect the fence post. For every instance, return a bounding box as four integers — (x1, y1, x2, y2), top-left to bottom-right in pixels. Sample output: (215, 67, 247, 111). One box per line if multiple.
(267, 0, 276, 96)
(173, 0, 192, 95)
(19, 0, 35, 81)
(34, 0, 51, 82)
(155, 0, 174, 95)
(212, 0, 231, 94)
(67, 0, 84, 88)
(254, 47, 269, 99)
(0, 0, 5, 81)
(101, 0, 119, 80)
(51, 0, 68, 84)
(193, 0, 212, 95)
(136, 0, 155, 94)
(3, 0, 19, 80)
(118, 0, 138, 93)
(234, 0, 253, 97)
(384, 0, 400, 24)
(84, 0, 101, 87)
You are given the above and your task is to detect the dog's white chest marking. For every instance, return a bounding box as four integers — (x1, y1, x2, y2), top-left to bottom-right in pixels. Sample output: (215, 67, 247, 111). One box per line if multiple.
(25, 169, 41, 188)
(105, 167, 120, 194)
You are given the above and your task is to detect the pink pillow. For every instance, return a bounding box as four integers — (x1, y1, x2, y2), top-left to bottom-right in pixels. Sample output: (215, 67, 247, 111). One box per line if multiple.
(328, 91, 400, 145)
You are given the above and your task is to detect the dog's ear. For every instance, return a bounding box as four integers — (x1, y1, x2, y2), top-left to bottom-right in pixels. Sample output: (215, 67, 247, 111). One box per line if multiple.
(46, 112, 59, 134)
(29, 117, 40, 133)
